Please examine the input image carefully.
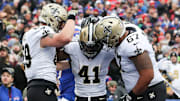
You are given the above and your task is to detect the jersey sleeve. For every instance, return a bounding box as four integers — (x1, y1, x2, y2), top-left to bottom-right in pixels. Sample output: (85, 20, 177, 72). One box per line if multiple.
(64, 26, 81, 53)
(120, 32, 145, 57)
(64, 42, 78, 55)
(36, 26, 56, 39)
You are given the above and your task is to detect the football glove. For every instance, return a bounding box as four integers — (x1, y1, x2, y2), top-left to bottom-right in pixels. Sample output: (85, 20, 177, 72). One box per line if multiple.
(120, 91, 137, 101)
(67, 10, 78, 20)
(120, 94, 132, 101)
(81, 16, 100, 28)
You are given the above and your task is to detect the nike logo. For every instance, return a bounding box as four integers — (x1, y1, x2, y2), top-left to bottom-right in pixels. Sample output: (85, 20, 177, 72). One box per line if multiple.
(137, 97, 143, 100)
(99, 98, 105, 100)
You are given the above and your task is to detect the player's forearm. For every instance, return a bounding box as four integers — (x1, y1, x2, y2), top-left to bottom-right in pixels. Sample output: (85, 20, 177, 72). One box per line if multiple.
(132, 68, 154, 95)
(41, 20, 75, 48)
(130, 51, 154, 95)
(56, 20, 75, 44)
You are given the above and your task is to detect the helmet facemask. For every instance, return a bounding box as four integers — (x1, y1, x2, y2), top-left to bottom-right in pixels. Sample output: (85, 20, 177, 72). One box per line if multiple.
(79, 41, 103, 59)
(79, 23, 103, 59)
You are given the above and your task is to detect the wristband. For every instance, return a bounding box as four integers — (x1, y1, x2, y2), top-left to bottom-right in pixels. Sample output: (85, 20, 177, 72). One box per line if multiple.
(67, 15, 75, 20)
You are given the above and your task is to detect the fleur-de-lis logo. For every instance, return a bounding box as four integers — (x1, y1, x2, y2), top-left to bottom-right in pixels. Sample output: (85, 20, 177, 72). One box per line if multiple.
(45, 88, 52, 95)
(103, 25, 112, 34)
(148, 91, 156, 100)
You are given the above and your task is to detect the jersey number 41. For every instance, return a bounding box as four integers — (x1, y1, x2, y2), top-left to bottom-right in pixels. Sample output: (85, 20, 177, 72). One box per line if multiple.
(78, 66, 100, 84)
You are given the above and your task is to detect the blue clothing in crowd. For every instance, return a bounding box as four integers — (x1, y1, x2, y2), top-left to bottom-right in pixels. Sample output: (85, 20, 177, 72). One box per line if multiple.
(0, 1, 13, 11)
(0, 85, 23, 101)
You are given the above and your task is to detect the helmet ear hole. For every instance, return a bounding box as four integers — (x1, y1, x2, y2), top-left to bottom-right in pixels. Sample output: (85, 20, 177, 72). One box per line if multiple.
(50, 18, 54, 22)
(109, 21, 113, 24)
(111, 35, 116, 39)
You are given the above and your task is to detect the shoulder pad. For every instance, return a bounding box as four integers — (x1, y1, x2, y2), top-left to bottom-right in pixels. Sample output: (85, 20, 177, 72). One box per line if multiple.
(119, 32, 145, 57)
(39, 26, 55, 38)
(124, 22, 142, 35)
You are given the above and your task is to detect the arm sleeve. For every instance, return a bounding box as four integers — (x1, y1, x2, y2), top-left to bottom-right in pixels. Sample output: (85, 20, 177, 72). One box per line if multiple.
(36, 26, 56, 39)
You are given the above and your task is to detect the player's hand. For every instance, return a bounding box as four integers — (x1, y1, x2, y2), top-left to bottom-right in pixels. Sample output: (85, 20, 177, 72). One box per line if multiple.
(68, 10, 78, 17)
(120, 94, 133, 101)
(81, 16, 100, 28)
(67, 10, 78, 20)
(120, 91, 139, 101)
(90, 16, 100, 23)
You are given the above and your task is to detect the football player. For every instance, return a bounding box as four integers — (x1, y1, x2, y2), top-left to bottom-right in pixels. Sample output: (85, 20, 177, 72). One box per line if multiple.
(22, 3, 76, 101)
(57, 26, 81, 101)
(57, 17, 114, 101)
(94, 16, 166, 101)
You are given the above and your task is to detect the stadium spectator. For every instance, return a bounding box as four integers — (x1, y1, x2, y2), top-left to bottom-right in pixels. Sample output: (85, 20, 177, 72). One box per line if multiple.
(0, 38, 8, 47)
(0, 67, 23, 101)
(0, 43, 27, 92)
(107, 80, 118, 101)
(157, 0, 169, 16)
(83, 1, 94, 17)
(0, 19, 6, 39)
(2, 5, 14, 21)
(0, 45, 11, 69)
(5, 25, 16, 40)
(174, 34, 180, 47)
(175, 7, 180, 20)
(158, 51, 180, 99)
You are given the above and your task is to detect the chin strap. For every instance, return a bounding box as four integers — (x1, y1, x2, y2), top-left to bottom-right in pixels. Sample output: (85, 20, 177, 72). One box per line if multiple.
(119, 31, 128, 43)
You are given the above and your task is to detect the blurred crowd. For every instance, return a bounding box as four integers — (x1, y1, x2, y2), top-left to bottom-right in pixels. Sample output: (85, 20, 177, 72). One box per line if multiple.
(0, 0, 180, 100)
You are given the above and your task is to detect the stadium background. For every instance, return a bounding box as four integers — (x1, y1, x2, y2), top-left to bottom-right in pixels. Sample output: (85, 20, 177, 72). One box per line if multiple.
(0, 0, 180, 101)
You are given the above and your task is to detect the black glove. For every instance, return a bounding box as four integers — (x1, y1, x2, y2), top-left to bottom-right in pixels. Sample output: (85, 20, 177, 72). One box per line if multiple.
(81, 16, 100, 28)
(120, 91, 137, 101)
(67, 10, 78, 20)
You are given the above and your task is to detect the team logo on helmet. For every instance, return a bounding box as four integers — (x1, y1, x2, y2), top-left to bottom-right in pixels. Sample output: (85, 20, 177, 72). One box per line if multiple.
(40, 3, 67, 32)
(103, 25, 112, 34)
